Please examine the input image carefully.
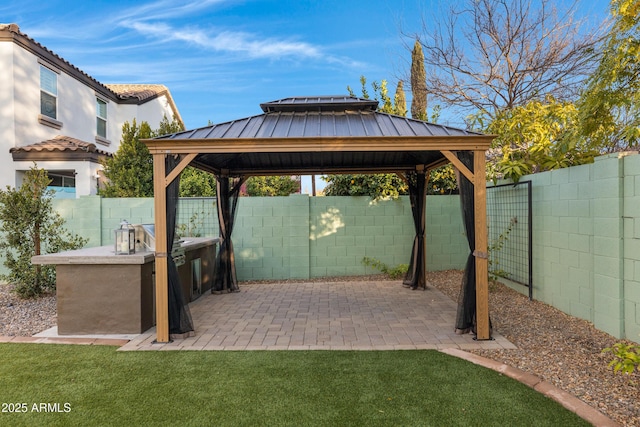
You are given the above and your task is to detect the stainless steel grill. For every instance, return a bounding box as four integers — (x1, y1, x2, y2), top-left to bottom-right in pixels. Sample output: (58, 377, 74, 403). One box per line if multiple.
(134, 224, 185, 266)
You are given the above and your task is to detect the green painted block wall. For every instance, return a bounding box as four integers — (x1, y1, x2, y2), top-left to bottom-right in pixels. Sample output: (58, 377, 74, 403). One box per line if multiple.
(2, 192, 467, 282)
(232, 195, 467, 281)
(498, 152, 640, 339)
(52, 196, 102, 248)
(623, 153, 640, 340)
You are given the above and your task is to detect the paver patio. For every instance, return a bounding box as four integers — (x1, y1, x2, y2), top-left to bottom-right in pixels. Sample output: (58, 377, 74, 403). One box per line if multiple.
(120, 280, 515, 351)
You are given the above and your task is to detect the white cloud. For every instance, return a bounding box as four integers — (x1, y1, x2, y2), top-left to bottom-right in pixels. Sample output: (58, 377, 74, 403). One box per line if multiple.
(124, 21, 323, 60)
(114, 0, 228, 23)
(115, 1, 362, 65)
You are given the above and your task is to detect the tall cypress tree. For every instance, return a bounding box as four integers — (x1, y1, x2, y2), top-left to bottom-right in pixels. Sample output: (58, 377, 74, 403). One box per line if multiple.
(411, 40, 427, 121)
(394, 80, 407, 117)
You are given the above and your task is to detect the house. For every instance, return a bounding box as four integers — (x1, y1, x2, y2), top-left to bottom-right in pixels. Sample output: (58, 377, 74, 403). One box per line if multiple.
(0, 23, 182, 198)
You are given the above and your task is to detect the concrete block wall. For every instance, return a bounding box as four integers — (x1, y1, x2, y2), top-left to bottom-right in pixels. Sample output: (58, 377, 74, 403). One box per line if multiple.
(52, 195, 102, 247)
(623, 154, 640, 340)
(46, 195, 468, 282)
(99, 198, 155, 245)
(505, 152, 640, 340)
(233, 195, 468, 281)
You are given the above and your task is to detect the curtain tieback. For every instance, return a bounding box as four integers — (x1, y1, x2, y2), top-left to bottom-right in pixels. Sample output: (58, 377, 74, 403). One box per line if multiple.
(473, 250, 488, 259)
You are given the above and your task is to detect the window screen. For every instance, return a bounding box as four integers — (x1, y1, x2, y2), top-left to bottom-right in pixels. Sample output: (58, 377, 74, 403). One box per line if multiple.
(96, 98, 107, 137)
(40, 66, 57, 119)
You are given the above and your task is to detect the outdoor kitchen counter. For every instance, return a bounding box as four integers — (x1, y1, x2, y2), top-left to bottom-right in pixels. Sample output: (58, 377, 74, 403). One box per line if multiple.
(31, 237, 216, 265)
(32, 237, 218, 335)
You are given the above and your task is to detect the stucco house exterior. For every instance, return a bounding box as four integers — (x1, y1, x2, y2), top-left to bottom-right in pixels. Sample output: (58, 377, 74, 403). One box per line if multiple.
(0, 23, 182, 198)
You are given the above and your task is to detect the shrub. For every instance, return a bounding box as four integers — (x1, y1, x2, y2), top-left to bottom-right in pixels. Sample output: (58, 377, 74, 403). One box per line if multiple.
(361, 257, 408, 279)
(0, 165, 87, 298)
(602, 342, 640, 375)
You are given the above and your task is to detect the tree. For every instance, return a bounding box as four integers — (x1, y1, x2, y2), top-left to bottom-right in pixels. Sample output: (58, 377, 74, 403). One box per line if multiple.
(472, 96, 597, 182)
(100, 119, 154, 197)
(394, 81, 408, 117)
(347, 75, 407, 116)
(328, 77, 410, 198)
(573, 0, 640, 152)
(100, 116, 219, 197)
(245, 176, 300, 196)
(0, 165, 87, 298)
(411, 0, 601, 121)
(410, 40, 427, 120)
(179, 167, 217, 197)
(156, 115, 184, 137)
(322, 174, 408, 199)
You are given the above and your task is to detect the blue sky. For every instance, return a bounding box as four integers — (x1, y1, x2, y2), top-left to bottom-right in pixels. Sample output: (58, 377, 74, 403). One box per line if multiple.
(3, 0, 427, 129)
(3, 0, 610, 131)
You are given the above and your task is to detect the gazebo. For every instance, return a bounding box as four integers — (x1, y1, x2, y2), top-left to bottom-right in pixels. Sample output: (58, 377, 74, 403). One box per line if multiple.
(142, 96, 495, 343)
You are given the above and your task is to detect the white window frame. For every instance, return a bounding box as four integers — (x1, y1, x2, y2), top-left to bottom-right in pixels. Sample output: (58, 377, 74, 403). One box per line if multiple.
(96, 97, 107, 138)
(40, 65, 58, 120)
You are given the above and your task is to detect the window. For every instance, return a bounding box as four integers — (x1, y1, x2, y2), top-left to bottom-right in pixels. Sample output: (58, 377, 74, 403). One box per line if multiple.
(48, 173, 75, 188)
(40, 66, 57, 119)
(96, 98, 107, 138)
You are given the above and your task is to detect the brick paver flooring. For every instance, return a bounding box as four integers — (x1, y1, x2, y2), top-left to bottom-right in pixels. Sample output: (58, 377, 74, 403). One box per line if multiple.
(120, 281, 515, 351)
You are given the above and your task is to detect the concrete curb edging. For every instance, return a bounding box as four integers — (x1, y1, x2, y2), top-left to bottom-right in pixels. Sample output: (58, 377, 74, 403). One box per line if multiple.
(0, 335, 130, 347)
(440, 348, 621, 427)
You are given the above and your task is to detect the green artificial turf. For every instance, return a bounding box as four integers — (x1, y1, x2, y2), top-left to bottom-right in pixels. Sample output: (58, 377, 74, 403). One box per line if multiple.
(0, 344, 589, 427)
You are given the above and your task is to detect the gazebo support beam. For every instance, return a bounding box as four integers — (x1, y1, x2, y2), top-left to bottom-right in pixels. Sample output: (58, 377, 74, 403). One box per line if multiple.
(152, 153, 170, 343)
(474, 150, 490, 340)
(150, 152, 198, 343)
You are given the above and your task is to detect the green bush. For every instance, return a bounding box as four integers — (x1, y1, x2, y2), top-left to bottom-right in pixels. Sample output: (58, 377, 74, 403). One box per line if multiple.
(361, 257, 408, 279)
(602, 342, 640, 375)
(0, 165, 87, 298)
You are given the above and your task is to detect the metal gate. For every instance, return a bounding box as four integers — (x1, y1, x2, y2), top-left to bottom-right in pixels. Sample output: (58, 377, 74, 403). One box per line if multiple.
(486, 180, 533, 300)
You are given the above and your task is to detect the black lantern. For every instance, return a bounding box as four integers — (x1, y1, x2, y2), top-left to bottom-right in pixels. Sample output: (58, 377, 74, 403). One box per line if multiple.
(115, 220, 136, 255)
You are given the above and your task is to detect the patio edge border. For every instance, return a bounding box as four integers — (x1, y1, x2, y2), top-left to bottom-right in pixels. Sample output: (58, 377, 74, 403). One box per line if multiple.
(0, 335, 129, 347)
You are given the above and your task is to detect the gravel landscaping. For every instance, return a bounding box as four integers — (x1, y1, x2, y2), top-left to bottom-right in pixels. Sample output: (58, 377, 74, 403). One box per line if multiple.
(1, 271, 638, 426)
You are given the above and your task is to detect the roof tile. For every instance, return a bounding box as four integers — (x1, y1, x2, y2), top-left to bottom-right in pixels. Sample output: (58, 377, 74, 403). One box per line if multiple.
(10, 135, 109, 155)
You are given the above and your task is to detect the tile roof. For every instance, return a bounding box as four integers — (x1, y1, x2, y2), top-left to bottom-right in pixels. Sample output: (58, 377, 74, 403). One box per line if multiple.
(104, 84, 171, 102)
(10, 135, 111, 159)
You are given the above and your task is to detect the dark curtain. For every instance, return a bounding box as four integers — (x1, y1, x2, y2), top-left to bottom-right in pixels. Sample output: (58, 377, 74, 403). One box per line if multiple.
(166, 155, 194, 336)
(403, 170, 427, 290)
(213, 176, 245, 293)
(455, 151, 478, 333)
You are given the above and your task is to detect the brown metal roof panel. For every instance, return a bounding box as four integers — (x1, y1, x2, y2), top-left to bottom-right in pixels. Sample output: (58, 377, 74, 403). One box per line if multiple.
(358, 112, 387, 137)
(286, 114, 310, 137)
(372, 114, 401, 137)
(178, 127, 211, 139)
(260, 95, 377, 113)
(330, 114, 351, 137)
(346, 112, 368, 136)
(223, 117, 258, 138)
(240, 115, 267, 138)
(302, 113, 320, 137)
(389, 117, 424, 136)
(256, 114, 281, 138)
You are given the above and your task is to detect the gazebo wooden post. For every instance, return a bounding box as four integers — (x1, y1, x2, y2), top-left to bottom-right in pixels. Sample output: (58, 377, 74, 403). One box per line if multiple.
(474, 150, 490, 340)
(152, 152, 170, 343)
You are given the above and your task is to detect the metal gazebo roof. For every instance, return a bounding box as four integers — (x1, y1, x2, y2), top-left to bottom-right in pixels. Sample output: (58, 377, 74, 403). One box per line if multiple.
(150, 95, 489, 176)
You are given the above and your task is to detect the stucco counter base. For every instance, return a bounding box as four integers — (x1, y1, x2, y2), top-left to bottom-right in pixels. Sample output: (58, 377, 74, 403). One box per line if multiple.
(32, 238, 216, 335)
